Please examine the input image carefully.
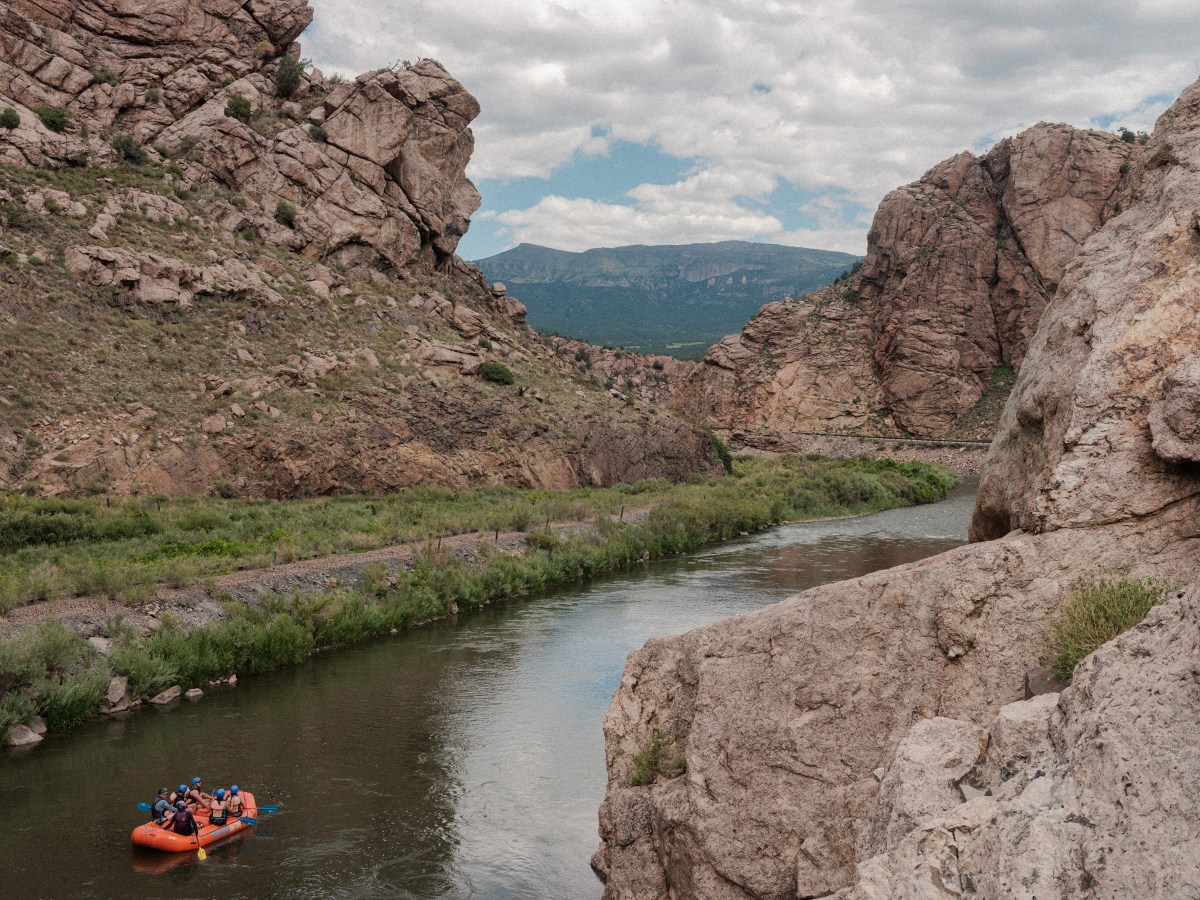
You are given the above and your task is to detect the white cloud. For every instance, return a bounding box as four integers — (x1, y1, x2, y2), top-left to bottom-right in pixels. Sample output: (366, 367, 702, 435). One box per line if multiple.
(304, 0, 1200, 252)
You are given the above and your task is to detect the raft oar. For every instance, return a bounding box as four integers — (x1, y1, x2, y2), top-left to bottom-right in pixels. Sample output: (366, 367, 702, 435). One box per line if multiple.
(136, 802, 153, 812)
(255, 804, 279, 813)
(238, 817, 257, 826)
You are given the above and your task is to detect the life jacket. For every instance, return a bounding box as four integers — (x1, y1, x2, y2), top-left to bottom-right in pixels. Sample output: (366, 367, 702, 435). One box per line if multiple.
(171, 809, 197, 835)
(209, 800, 228, 825)
(226, 793, 244, 814)
(169, 791, 186, 806)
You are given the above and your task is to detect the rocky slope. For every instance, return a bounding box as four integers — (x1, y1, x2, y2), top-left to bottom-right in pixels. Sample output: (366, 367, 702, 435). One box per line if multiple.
(675, 124, 1137, 439)
(595, 83, 1200, 898)
(0, 0, 722, 496)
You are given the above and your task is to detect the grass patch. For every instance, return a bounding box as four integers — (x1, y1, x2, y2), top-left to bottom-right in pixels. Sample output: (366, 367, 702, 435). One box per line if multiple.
(1041, 575, 1172, 682)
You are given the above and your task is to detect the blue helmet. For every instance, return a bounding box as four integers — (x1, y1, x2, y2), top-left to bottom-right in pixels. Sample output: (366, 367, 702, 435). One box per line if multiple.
(230, 785, 239, 794)
(177, 784, 187, 794)
(191, 777, 202, 786)
(215, 788, 226, 799)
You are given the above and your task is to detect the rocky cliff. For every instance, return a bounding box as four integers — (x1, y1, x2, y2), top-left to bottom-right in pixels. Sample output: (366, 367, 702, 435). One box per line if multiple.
(595, 83, 1200, 898)
(0, 0, 723, 496)
(675, 124, 1136, 439)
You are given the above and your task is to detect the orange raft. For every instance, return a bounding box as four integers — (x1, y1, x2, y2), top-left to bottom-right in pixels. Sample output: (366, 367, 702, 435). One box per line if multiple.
(131, 791, 258, 851)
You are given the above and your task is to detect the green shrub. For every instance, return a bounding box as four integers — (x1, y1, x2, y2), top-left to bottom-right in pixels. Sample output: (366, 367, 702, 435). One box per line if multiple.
(224, 94, 252, 123)
(36, 106, 71, 132)
(145, 88, 161, 104)
(274, 199, 297, 228)
(0, 107, 19, 130)
(705, 428, 734, 475)
(38, 671, 107, 730)
(0, 200, 25, 228)
(213, 477, 238, 499)
(0, 692, 37, 734)
(307, 124, 328, 143)
(275, 56, 306, 99)
(1042, 576, 1171, 682)
(478, 361, 514, 385)
(91, 68, 120, 87)
(112, 133, 148, 165)
(524, 531, 561, 552)
(627, 729, 686, 786)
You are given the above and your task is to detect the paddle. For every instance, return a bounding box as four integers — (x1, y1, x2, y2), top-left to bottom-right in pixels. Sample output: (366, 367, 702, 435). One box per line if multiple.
(255, 804, 279, 813)
(238, 817, 257, 826)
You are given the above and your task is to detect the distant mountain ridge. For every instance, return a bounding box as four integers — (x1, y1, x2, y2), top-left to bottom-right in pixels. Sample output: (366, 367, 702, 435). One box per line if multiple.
(473, 241, 861, 357)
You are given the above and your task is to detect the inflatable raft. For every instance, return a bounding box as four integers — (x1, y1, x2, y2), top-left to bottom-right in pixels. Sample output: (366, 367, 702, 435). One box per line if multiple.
(131, 791, 257, 851)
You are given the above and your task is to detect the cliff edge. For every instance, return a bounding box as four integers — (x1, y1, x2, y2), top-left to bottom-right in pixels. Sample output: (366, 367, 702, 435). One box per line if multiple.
(596, 82, 1200, 898)
(675, 123, 1135, 440)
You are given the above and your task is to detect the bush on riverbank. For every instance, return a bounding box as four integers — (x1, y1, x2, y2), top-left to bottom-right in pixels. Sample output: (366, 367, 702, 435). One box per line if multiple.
(0, 455, 958, 740)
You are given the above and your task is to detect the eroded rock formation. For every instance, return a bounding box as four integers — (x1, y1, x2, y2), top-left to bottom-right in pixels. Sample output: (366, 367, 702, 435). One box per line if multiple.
(596, 82, 1200, 898)
(676, 124, 1136, 439)
(0, 0, 478, 270)
(0, 1, 723, 496)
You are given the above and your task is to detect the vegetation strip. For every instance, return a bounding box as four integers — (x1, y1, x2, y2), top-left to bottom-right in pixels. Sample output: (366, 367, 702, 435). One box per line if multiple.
(1, 456, 958, 742)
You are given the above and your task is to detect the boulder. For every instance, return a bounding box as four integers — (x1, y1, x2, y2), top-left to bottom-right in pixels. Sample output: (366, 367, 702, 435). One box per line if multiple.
(835, 589, 1200, 900)
(860, 717, 985, 856)
(1149, 352, 1200, 463)
(148, 685, 181, 705)
(7, 725, 43, 747)
(101, 675, 130, 714)
(184, 688, 203, 700)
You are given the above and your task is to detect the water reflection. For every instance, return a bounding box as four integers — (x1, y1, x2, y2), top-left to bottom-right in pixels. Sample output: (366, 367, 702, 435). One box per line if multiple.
(0, 480, 976, 899)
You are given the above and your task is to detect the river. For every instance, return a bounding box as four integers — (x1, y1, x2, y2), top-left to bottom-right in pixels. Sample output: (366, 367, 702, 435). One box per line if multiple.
(0, 478, 978, 900)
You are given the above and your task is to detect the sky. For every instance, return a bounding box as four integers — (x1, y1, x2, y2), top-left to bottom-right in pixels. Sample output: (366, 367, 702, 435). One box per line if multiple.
(302, 1, 1200, 260)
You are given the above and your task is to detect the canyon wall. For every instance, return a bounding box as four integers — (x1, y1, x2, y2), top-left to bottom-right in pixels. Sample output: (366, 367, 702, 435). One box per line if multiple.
(596, 81, 1200, 898)
(675, 124, 1135, 440)
(0, 0, 723, 496)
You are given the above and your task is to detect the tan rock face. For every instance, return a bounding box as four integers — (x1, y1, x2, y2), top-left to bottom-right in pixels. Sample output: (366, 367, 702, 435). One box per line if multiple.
(836, 588, 1200, 900)
(0, 1, 479, 270)
(597, 82, 1200, 899)
(675, 124, 1135, 439)
(972, 85, 1200, 540)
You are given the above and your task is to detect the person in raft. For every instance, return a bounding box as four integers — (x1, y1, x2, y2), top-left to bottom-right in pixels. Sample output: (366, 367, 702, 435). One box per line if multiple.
(208, 789, 230, 827)
(167, 801, 199, 836)
(151, 788, 173, 824)
(186, 777, 212, 809)
(226, 785, 245, 818)
(169, 784, 190, 809)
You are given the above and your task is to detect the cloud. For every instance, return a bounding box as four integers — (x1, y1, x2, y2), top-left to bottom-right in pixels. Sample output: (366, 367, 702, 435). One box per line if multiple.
(304, 0, 1200, 254)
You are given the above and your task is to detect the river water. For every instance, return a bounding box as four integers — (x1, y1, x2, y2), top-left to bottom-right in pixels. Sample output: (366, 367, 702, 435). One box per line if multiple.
(0, 479, 977, 900)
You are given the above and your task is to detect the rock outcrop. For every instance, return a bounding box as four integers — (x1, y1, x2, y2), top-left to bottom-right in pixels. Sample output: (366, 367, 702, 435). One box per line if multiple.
(676, 124, 1136, 439)
(596, 82, 1200, 898)
(0, 1, 724, 496)
(835, 588, 1200, 900)
(0, 0, 477, 271)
